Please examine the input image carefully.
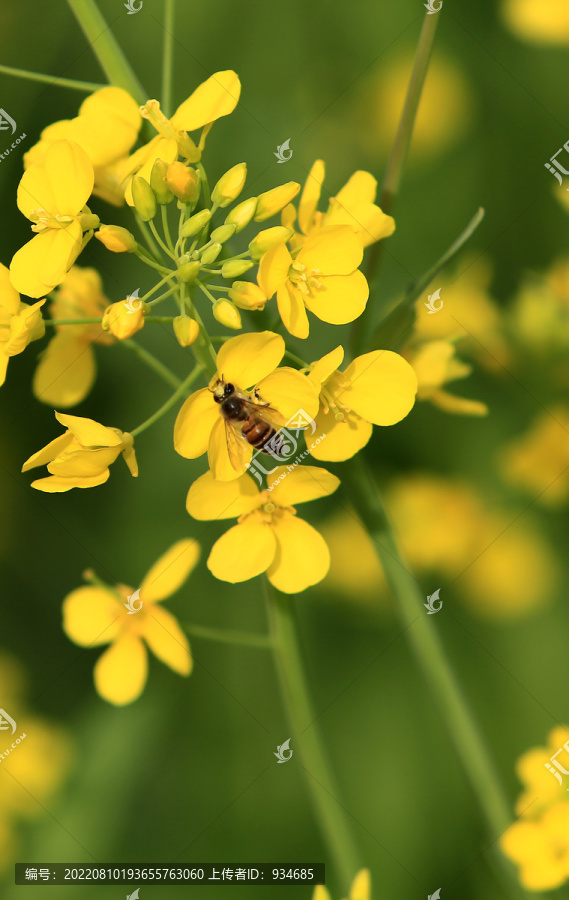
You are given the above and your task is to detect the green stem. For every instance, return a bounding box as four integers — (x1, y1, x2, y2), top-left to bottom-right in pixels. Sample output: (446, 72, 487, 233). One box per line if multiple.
(184, 287, 218, 375)
(162, 0, 175, 117)
(264, 580, 362, 892)
(0, 64, 104, 92)
(185, 623, 273, 649)
(161, 205, 176, 254)
(147, 285, 181, 307)
(135, 216, 164, 261)
(131, 363, 202, 436)
(135, 245, 174, 276)
(149, 220, 176, 259)
(283, 349, 309, 369)
(121, 339, 181, 389)
(66, 0, 147, 102)
(45, 318, 102, 326)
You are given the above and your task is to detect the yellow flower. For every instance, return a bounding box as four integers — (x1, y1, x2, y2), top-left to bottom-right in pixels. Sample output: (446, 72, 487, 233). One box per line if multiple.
(499, 407, 569, 506)
(0, 263, 45, 387)
(22, 412, 138, 492)
(405, 339, 488, 416)
(284, 159, 394, 249)
(186, 467, 338, 593)
(174, 331, 318, 481)
(124, 71, 241, 205)
(23, 87, 141, 206)
(306, 345, 417, 461)
(258, 226, 369, 338)
(318, 511, 387, 604)
(501, 0, 569, 44)
(507, 259, 569, 355)
(313, 868, 370, 900)
(33, 266, 113, 407)
(62, 540, 199, 705)
(10, 140, 95, 298)
(102, 297, 147, 339)
(502, 802, 569, 891)
(512, 727, 569, 818)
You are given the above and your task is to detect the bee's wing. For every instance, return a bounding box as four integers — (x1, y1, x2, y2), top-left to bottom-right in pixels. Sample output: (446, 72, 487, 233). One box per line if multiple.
(240, 396, 286, 431)
(224, 419, 252, 472)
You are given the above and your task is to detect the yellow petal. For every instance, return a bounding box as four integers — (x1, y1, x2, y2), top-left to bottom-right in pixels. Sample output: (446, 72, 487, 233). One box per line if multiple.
(0, 353, 8, 387)
(47, 446, 120, 477)
(78, 87, 140, 165)
(298, 159, 325, 235)
(43, 140, 94, 214)
(216, 331, 285, 388)
(171, 71, 241, 131)
(33, 334, 95, 407)
(21, 432, 73, 471)
(326, 200, 395, 248)
(174, 387, 219, 459)
(0, 263, 21, 315)
(299, 225, 363, 275)
(124, 137, 177, 205)
(350, 869, 371, 900)
(341, 350, 418, 424)
(38, 221, 84, 291)
(276, 283, 309, 339)
(121, 439, 138, 477)
(308, 346, 344, 388)
(142, 605, 192, 675)
(308, 406, 372, 461)
(94, 634, 148, 705)
(256, 367, 319, 421)
(208, 518, 276, 583)
(10, 231, 63, 298)
(30, 470, 110, 491)
(186, 470, 260, 520)
(267, 514, 330, 593)
(62, 586, 122, 646)
(303, 270, 369, 325)
(270, 465, 340, 506)
(140, 539, 200, 602)
(426, 388, 488, 417)
(208, 415, 252, 481)
(55, 412, 123, 447)
(335, 170, 377, 206)
(17, 160, 57, 220)
(258, 242, 292, 299)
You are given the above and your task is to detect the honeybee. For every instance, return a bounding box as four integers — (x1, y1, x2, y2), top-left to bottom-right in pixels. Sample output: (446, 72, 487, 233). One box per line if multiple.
(212, 378, 286, 470)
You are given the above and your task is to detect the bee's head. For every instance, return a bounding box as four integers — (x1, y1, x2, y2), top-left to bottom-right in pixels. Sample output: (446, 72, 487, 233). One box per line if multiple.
(212, 377, 235, 403)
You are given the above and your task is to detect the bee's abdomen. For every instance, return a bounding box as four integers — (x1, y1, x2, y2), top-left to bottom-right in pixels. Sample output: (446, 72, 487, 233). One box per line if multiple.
(242, 419, 273, 447)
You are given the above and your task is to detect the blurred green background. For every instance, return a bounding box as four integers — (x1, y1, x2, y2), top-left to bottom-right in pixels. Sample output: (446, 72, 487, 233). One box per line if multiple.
(2, 0, 569, 898)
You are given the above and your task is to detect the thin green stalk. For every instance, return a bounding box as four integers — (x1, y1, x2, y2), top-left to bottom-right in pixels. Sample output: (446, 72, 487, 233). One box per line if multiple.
(121, 339, 181, 389)
(162, 0, 175, 117)
(161, 205, 176, 254)
(185, 623, 273, 649)
(135, 216, 164, 261)
(131, 363, 202, 436)
(147, 285, 181, 307)
(45, 318, 102, 326)
(264, 580, 361, 892)
(66, 0, 147, 102)
(184, 288, 218, 375)
(149, 220, 176, 259)
(0, 64, 104, 92)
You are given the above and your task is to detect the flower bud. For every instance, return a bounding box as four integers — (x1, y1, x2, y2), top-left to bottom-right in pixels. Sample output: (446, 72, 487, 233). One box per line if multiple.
(102, 298, 147, 339)
(254, 182, 300, 221)
(181, 209, 211, 237)
(165, 162, 199, 203)
(210, 224, 236, 244)
(212, 299, 242, 330)
(96, 224, 137, 253)
(132, 175, 157, 221)
(225, 197, 257, 232)
(211, 163, 247, 208)
(200, 243, 222, 264)
(221, 259, 254, 279)
(150, 159, 174, 204)
(173, 315, 200, 347)
(78, 211, 100, 231)
(249, 226, 292, 260)
(229, 281, 266, 311)
(176, 260, 201, 283)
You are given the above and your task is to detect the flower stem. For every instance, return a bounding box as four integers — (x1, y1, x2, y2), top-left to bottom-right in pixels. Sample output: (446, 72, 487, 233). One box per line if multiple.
(161, 205, 176, 254)
(66, 0, 147, 103)
(162, 0, 175, 117)
(184, 623, 273, 649)
(263, 579, 362, 892)
(131, 363, 202, 436)
(135, 216, 164, 261)
(121, 339, 181, 389)
(149, 220, 177, 260)
(0, 64, 104, 92)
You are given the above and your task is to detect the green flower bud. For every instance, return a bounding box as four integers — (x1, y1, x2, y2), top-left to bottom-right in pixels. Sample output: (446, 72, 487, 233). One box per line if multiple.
(212, 299, 242, 330)
(132, 175, 157, 221)
(249, 226, 292, 260)
(210, 224, 236, 244)
(211, 163, 247, 208)
(176, 261, 201, 283)
(199, 243, 222, 264)
(229, 281, 266, 310)
(173, 315, 200, 346)
(96, 224, 137, 253)
(181, 209, 211, 237)
(150, 159, 174, 204)
(254, 182, 300, 221)
(221, 259, 254, 279)
(225, 197, 257, 233)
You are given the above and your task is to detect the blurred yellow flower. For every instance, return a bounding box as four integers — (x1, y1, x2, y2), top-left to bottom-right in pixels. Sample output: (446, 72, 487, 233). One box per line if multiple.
(10, 140, 95, 298)
(63, 540, 199, 705)
(314, 868, 370, 900)
(513, 726, 569, 817)
(507, 259, 569, 357)
(33, 266, 113, 408)
(306, 345, 417, 461)
(258, 226, 369, 338)
(501, 802, 569, 891)
(124, 71, 241, 205)
(499, 408, 569, 506)
(0, 263, 45, 387)
(282, 159, 394, 249)
(186, 467, 339, 593)
(501, 0, 569, 44)
(174, 332, 318, 481)
(22, 412, 138, 492)
(319, 511, 387, 603)
(24, 87, 141, 206)
(405, 339, 488, 416)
